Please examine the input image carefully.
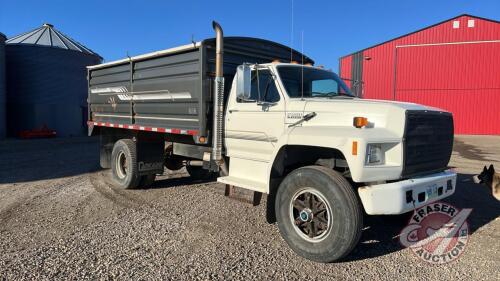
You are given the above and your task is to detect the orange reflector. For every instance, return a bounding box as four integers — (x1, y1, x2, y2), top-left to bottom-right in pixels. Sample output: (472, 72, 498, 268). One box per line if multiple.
(198, 136, 207, 143)
(352, 141, 358, 156)
(353, 117, 368, 128)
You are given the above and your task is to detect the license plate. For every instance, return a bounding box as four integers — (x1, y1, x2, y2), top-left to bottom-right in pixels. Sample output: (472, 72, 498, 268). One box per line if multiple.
(426, 184, 439, 199)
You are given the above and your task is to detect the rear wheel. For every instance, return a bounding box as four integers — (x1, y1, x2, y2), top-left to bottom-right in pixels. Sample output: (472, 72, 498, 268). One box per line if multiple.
(275, 165, 363, 263)
(111, 139, 141, 189)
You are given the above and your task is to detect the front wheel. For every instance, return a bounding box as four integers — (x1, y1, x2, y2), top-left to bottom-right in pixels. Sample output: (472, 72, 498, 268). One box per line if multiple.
(275, 165, 363, 263)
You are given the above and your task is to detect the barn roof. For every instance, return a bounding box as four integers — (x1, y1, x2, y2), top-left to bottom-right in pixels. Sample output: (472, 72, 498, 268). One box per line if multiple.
(340, 14, 500, 59)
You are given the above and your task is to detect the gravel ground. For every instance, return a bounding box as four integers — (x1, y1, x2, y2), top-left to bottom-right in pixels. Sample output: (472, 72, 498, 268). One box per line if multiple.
(0, 136, 498, 280)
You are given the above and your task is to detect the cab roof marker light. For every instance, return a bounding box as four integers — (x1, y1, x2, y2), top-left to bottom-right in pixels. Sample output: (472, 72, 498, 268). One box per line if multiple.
(353, 117, 368, 128)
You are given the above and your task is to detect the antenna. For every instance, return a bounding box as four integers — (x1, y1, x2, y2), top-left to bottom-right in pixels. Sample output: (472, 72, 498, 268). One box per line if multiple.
(290, 0, 294, 62)
(301, 30, 304, 100)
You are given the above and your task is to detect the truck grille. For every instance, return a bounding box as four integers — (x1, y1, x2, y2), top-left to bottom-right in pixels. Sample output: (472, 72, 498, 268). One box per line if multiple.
(402, 110, 454, 178)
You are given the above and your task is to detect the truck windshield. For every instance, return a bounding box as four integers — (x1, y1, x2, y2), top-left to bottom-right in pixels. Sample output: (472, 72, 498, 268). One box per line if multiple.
(277, 66, 354, 98)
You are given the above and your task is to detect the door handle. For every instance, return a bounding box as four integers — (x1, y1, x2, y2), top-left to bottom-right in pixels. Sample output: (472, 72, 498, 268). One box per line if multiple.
(229, 109, 239, 113)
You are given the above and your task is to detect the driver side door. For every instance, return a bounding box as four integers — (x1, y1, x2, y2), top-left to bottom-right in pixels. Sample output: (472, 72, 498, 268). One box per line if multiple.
(225, 69, 285, 182)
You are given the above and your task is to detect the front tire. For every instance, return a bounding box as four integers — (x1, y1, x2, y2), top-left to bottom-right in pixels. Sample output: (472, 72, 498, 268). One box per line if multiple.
(275, 165, 363, 263)
(110, 139, 141, 189)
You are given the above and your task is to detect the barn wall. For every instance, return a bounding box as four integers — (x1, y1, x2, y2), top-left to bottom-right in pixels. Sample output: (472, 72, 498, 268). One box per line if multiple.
(395, 42, 500, 134)
(339, 15, 500, 134)
(339, 55, 352, 88)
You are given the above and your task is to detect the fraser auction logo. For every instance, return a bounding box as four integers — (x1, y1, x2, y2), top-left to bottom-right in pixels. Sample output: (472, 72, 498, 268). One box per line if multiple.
(399, 202, 472, 264)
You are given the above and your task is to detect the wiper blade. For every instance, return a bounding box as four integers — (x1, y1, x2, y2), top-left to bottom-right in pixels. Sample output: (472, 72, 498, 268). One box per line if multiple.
(331, 94, 354, 98)
(311, 91, 337, 97)
(310, 92, 354, 98)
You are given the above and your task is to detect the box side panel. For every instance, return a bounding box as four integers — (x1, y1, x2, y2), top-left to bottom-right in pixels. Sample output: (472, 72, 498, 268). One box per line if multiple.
(88, 48, 204, 134)
(132, 51, 201, 132)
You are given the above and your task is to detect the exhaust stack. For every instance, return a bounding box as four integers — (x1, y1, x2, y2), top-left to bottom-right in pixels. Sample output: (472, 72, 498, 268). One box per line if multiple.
(211, 21, 224, 168)
(213, 21, 224, 78)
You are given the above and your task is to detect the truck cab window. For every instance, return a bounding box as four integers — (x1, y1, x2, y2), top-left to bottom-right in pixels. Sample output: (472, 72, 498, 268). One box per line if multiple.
(238, 70, 280, 103)
(277, 66, 353, 98)
(312, 79, 340, 96)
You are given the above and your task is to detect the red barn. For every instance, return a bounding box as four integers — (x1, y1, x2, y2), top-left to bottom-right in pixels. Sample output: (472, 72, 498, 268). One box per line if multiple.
(339, 14, 500, 135)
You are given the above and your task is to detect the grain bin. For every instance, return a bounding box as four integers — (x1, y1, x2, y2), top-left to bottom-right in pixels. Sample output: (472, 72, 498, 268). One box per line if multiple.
(6, 23, 102, 137)
(0, 32, 6, 139)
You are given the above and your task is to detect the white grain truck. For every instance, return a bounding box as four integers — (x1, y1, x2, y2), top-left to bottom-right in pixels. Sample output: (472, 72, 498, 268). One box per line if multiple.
(87, 22, 457, 262)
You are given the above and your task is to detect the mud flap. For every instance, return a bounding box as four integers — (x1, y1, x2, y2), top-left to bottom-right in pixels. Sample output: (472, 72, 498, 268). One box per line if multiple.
(136, 133, 165, 175)
(224, 185, 262, 206)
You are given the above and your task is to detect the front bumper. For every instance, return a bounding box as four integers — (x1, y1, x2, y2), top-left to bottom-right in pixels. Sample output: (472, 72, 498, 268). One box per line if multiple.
(358, 170, 457, 215)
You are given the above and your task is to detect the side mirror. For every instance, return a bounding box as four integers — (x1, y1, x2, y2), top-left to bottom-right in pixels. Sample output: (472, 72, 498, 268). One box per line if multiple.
(236, 64, 251, 100)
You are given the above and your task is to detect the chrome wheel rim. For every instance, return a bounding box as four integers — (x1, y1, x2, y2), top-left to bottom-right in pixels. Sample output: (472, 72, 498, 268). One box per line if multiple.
(289, 188, 332, 242)
(115, 151, 128, 179)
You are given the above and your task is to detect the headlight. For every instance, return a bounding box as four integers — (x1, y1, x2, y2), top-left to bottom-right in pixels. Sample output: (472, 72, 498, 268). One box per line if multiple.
(366, 144, 385, 165)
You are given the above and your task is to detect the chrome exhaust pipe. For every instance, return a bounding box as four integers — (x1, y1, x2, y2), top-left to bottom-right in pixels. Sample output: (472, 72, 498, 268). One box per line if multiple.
(211, 21, 224, 168)
(213, 21, 224, 78)
(185, 160, 204, 167)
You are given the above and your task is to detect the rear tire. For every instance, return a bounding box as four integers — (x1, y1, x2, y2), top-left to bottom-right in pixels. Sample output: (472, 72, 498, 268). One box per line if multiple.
(111, 139, 141, 189)
(275, 165, 363, 263)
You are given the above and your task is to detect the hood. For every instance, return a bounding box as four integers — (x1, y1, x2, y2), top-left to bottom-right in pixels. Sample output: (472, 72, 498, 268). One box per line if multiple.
(286, 98, 448, 137)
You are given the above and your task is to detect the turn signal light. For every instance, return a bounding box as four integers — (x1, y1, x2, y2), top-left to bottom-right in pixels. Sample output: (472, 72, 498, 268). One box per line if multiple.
(352, 141, 358, 156)
(353, 117, 368, 128)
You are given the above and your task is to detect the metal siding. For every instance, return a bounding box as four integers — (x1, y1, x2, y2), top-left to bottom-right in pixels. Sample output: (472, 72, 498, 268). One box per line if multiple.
(6, 45, 101, 137)
(133, 50, 201, 130)
(356, 15, 500, 134)
(351, 51, 364, 97)
(0, 33, 5, 138)
(395, 42, 500, 134)
(362, 42, 397, 100)
(339, 55, 352, 88)
(89, 48, 202, 131)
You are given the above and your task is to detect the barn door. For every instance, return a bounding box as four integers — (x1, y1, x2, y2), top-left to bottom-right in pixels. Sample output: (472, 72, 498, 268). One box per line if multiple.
(351, 51, 364, 97)
(394, 42, 500, 134)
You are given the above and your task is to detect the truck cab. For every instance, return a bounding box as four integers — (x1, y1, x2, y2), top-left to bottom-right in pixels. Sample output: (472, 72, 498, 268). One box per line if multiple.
(87, 22, 456, 263)
(221, 62, 456, 214)
(217, 62, 456, 262)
